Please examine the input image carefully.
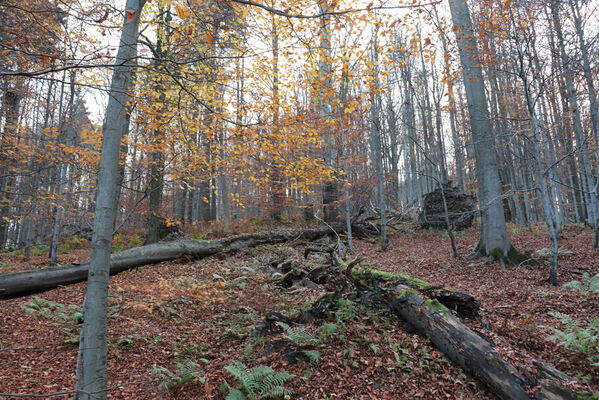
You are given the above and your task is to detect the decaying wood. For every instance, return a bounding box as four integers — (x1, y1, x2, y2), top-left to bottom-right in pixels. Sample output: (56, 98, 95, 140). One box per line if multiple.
(379, 279, 583, 400)
(259, 265, 583, 400)
(419, 285, 480, 318)
(0, 226, 342, 300)
(418, 184, 477, 230)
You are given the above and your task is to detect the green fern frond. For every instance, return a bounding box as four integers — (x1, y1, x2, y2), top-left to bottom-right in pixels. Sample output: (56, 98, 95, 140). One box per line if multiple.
(285, 327, 318, 347)
(543, 312, 599, 368)
(564, 273, 599, 295)
(301, 350, 321, 364)
(275, 321, 291, 331)
(224, 361, 294, 400)
(225, 389, 247, 400)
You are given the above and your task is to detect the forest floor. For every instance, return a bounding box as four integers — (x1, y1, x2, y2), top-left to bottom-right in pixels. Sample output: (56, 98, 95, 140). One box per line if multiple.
(0, 222, 598, 399)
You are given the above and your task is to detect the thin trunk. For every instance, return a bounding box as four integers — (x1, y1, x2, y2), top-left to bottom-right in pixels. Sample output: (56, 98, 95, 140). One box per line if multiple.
(318, 0, 338, 222)
(74, 2, 145, 398)
(370, 37, 387, 251)
(551, 0, 597, 227)
(145, 7, 169, 244)
(0, 90, 21, 249)
(270, 14, 284, 222)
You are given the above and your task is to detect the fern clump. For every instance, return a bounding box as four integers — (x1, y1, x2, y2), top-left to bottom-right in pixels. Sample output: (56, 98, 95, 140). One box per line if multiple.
(223, 361, 294, 399)
(21, 296, 119, 344)
(152, 359, 204, 389)
(542, 312, 599, 367)
(535, 247, 573, 258)
(564, 273, 599, 295)
(276, 322, 320, 364)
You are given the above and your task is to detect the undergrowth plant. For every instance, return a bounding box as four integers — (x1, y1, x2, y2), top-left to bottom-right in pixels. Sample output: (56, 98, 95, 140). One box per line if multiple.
(58, 235, 87, 253)
(152, 359, 204, 389)
(222, 361, 294, 400)
(276, 322, 320, 364)
(542, 312, 599, 367)
(535, 247, 573, 258)
(564, 273, 599, 295)
(21, 296, 119, 344)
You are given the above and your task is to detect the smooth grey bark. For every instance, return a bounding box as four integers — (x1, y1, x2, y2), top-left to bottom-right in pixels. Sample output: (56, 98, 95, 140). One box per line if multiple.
(340, 55, 353, 252)
(199, 112, 213, 222)
(0, 90, 20, 248)
(511, 21, 560, 284)
(385, 84, 401, 207)
(568, 0, 599, 238)
(50, 70, 77, 265)
(447, 81, 465, 192)
(448, 0, 513, 260)
(438, 13, 465, 193)
(550, 0, 597, 228)
(24, 80, 55, 260)
(369, 36, 387, 251)
(569, 0, 598, 141)
(270, 14, 284, 222)
(398, 48, 421, 206)
(234, 56, 244, 221)
(74, 1, 146, 398)
(318, 0, 338, 222)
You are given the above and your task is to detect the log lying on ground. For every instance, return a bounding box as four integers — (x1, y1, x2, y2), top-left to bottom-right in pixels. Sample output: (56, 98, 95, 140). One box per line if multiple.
(352, 271, 584, 400)
(0, 226, 342, 300)
(257, 268, 584, 398)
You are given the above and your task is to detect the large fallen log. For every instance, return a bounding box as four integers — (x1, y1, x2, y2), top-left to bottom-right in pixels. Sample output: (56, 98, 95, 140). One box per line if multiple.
(352, 271, 585, 400)
(0, 226, 341, 300)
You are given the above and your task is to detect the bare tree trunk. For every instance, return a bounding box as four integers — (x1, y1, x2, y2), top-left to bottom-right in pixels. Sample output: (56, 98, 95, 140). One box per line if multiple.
(449, 0, 517, 262)
(369, 35, 387, 251)
(340, 54, 353, 252)
(74, 2, 145, 398)
(385, 82, 401, 207)
(551, 0, 597, 228)
(24, 80, 55, 260)
(0, 90, 20, 249)
(318, 0, 338, 222)
(145, 6, 170, 245)
(511, 19, 560, 283)
(270, 13, 284, 222)
(50, 70, 77, 265)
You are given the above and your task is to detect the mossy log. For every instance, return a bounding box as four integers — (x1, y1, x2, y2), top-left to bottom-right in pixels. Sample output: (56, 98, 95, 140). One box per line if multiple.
(387, 282, 583, 400)
(0, 226, 342, 300)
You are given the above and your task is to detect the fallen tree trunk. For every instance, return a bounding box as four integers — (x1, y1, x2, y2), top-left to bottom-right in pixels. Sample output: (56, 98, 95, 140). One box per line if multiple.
(257, 266, 585, 399)
(0, 226, 341, 300)
(383, 281, 583, 399)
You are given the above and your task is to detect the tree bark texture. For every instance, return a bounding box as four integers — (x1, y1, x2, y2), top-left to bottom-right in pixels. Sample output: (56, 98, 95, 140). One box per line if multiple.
(386, 284, 582, 400)
(448, 0, 513, 259)
(74, 1, 146, 398)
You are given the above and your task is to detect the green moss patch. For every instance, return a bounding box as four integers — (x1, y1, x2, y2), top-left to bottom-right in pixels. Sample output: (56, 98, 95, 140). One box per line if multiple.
(352, 268, 430, 289)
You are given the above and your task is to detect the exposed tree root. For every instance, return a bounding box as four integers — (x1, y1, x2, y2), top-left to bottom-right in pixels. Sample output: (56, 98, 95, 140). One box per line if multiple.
(469, 243, 541, 267)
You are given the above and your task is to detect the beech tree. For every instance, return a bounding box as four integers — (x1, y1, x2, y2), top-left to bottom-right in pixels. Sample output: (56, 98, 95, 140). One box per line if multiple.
(74, 1, 146, 398)
(448, 0, 521, 264)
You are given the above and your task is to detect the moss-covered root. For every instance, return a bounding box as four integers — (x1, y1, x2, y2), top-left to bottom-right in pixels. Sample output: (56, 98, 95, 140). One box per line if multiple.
(469, 242, 535, 267)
